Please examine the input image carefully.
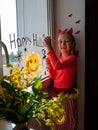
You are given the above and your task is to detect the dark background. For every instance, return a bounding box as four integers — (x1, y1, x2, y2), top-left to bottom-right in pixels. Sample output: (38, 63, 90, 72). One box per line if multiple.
(85, 0, 98, 129)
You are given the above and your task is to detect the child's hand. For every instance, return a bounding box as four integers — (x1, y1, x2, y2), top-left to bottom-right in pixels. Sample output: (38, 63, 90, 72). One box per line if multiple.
(44, 36, 53, 51)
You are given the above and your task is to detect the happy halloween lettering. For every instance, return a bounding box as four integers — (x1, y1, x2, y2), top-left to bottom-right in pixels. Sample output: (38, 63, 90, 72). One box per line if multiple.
(9, 33, 45, 49)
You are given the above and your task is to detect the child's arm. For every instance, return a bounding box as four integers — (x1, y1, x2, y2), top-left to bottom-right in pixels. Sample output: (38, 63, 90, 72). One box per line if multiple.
(46, 57, 56, 80)
(47, 51, 77, 70)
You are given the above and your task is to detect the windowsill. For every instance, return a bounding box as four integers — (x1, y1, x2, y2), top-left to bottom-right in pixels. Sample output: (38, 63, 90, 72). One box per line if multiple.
(41, 76, 51, 92)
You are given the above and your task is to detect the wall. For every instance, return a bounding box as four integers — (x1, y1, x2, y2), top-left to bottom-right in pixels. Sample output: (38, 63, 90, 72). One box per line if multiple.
(53, 0, 85, 130)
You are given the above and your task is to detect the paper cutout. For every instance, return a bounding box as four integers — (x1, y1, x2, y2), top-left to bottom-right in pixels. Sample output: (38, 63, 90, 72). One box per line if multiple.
(75, 30, 80, 34)
(75, 50, 79, 57)
(57, 29, 62, 34)
(57, 28, 73, 34)
(68, 14, 73, 17)
(75, 20, 80, 24)
(68, 28, 73, 34)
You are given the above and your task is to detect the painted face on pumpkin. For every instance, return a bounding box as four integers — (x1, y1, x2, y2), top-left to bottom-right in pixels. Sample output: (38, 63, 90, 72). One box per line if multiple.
(25, 53, 40, 77)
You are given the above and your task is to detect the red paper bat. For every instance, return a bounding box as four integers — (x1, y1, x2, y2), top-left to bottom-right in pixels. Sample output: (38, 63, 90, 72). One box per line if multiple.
(75, 50, 79, 57)
(75, 20, 80, 24)
(57, 28, 73, 34)
(57, 29, 62, 34)
(68, 28, 73, 34)
(68, 14, 72, 17)
(75, 30, 80, 34)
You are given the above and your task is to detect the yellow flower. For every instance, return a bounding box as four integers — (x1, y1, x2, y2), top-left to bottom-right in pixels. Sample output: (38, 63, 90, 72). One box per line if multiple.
(25, 53, 40, 77)
(45, 119, 55, 130)
(36, 113, 45, 118)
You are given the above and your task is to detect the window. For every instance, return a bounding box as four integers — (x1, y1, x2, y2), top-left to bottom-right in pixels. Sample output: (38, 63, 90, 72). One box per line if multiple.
(0, 0, 17, 76)
(0, 0, 53, 79)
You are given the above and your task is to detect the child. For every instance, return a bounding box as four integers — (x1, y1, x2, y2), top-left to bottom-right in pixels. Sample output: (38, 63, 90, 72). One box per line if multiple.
(44, 30, 78, 130)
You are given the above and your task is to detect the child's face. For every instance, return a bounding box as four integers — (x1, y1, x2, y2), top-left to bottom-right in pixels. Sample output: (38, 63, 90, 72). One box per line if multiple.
(58, 33, 73, 55)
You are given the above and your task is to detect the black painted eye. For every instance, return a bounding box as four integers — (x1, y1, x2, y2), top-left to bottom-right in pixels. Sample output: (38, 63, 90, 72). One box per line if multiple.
(35, 59, 36, 63)
(43, 55, 46, 59)
(24, 48, 27, 51)
(30, 60, 32, 63)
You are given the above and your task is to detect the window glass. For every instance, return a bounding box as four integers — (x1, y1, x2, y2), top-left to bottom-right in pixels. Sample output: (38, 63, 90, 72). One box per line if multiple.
(0, 0, 50, 79)
(0, 0, 17, 55)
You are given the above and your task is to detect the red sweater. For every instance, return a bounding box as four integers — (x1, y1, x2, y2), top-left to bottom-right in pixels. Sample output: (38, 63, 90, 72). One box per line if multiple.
(47, 50, 77, 90)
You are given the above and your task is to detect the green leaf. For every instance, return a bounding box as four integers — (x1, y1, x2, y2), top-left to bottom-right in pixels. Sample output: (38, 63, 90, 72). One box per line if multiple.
(0, 80, 15, 92)
(32, 77, 42, 95)
(33, 77, 42, 89)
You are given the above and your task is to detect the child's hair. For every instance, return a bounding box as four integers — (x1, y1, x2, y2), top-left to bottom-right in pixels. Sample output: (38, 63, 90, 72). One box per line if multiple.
(62, 30, 75, 42)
